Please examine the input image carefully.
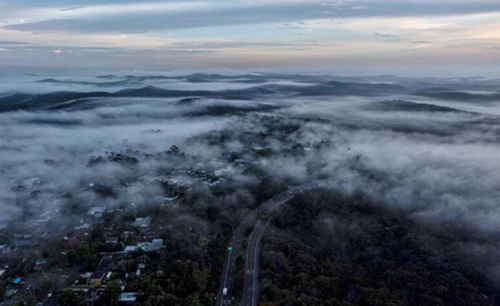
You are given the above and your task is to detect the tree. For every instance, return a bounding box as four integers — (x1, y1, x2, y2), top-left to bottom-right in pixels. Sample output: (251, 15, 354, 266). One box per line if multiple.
(59, 288, 84, 306)
(0, 280, 6, 297)
(192, 269, 210, 291)
(68, 243, 95, 265)
(14, 295, 37, 306)
(0, 230, 13, 245)
(185, 294, 203, 306)
(98, 281, 121, 306)
(39, 279, 55, 295)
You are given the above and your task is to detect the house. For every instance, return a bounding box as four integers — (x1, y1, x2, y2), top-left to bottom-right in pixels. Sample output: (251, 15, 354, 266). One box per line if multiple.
(5, 287, 17, 298)
(12, 239, 36, 248)
(14, 231, 37, 240)
(87, 207, 107, 218)
(167, 180, 192, 197)
(62, 237, 81, 250)
(136, 242, 150, 252)
(149, 239, 163, 251)
(22, 177, 42, 188)
(110, 259, 127, 272)
(106, 237, 119, 245)
(131, 217, 152, 229)
(98, 256, 114, 269)
(35, 211, 51, 224)
(88, 271, 106, 286)
(84, 288, 98, 304)
(119, 292, 137, 304)
(75, 223, 92, 230)
(34, 258, 49, 270)
(124, 246, 137, 253)
(0, 245, 11, 254)
(136, 238, 163, 252)
(35, 258, 48, 265)
(74, 224, 93, 240)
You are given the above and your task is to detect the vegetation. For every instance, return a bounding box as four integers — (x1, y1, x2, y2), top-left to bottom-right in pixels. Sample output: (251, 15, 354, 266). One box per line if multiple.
(59, 288, 85, 306)
(0, 230, 13, 245)
(97, 281, 122, 306)
(14, 295, 37, 306)
(259, 189, 500, 306)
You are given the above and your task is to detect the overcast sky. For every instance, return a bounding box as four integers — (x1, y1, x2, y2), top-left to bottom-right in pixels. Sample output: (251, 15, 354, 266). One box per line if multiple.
(0, 0, 499, 75)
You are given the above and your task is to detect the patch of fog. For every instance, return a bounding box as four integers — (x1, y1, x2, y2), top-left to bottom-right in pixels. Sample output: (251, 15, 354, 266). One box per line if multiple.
(462, 90, 500, 95)
(409, 96, 500, 115)
(287, 113, 500, 237)
(0, 100, 231, 224)
(154, 81, 261, 91)
(160, 80, 310, 91)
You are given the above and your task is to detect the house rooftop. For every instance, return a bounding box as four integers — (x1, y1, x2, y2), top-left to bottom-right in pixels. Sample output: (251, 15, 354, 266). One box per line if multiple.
(87, 206, 106, 217)
(119, 292, 137, 302)
(89, 271, 106, 280)
(62, 237, 81, 249)
(124, 246, 137, 253)
(132, 217, 152, 228)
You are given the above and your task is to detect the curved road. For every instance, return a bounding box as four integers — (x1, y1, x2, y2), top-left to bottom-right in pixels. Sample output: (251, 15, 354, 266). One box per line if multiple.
(216, 191, 294, 305)
(217, 183, 321, 306)
(216, 209, 256, 305)
(240, 219, 269, 306)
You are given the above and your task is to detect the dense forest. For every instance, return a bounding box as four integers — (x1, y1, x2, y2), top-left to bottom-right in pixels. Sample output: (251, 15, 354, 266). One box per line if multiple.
(259, 189, 500, 306)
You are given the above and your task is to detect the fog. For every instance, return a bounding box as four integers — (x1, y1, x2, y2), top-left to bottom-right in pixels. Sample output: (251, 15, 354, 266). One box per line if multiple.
(2, 71, 500, 283)
(0, 96, 234, 224)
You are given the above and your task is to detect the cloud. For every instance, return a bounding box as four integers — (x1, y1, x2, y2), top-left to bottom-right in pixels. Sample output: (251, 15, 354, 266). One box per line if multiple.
(374, 32, 395, 38)
(60, 6, 87, 12)
(3, 1, 500, 33)
(0, 40, 28, 45)
(351, 6, 372, 10)
(0, 1, 499, 71)
(484, 45, 500, 50)
(169, 39, 341, 50)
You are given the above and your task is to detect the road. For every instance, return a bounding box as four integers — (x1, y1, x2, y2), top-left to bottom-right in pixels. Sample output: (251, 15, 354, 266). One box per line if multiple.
(216, 209, 256, 305)
(240, 185, 319, 306)
(217, 182, 322, 306)
(216, 189, 298, 305)
(240, 219, 268, 306)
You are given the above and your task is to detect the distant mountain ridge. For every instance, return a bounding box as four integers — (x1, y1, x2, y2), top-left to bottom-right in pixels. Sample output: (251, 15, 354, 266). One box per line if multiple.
(372, 100, 471, 113)
(3, 76, 500, 112)
(0, 81, 409, 112)
(413, 90, 500, 102)
(0, 84, 285, 112)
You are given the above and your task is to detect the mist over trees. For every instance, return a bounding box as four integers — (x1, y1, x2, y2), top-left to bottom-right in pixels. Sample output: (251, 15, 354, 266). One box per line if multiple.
(1, 72, 500, 305)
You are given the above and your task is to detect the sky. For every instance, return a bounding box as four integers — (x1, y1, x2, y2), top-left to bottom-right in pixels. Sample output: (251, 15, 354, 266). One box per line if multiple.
(0, 0, 499, 76)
